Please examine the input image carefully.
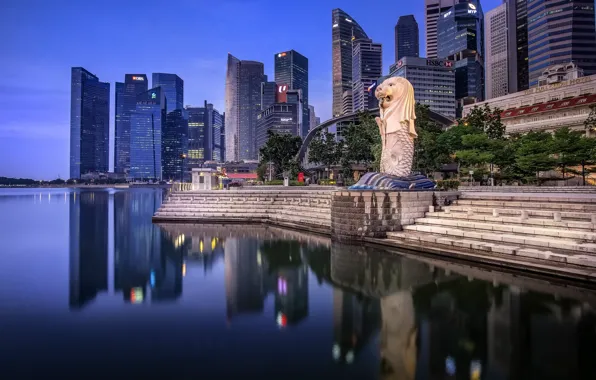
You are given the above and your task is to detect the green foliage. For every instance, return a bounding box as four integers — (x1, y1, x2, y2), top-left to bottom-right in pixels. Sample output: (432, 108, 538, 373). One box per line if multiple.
(263, 180, 305, 186)
(436, 179, 460, 190)
(341, 112, 381, 165)
(308, 131, 342, 169)
(413, 104, 450, 174)
(259, 130, 303, 179)
(584, 105, 596, 132)
(464, 104, 506, 139)
(515, 131, 557, 177)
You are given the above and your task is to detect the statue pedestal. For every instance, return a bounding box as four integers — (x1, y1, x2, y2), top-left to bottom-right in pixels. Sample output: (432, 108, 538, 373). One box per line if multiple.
(331, 190, 433, 242)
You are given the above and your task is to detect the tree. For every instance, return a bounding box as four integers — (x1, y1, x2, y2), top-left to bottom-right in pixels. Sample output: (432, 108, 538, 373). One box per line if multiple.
(340, 111, 381, 176)
(584, 105, 596, 132)
(515, 131, 556, 182)
(464, 104, 506, 139)
(551, 127, 585, 178)
(309, 131, 342, 175)
(413, 104, 450, 174)
(259, 130, 303, 179)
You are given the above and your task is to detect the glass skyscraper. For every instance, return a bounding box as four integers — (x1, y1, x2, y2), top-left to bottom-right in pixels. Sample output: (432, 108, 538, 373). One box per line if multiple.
(162, 109, 188, 181)
(437, 0, 484, 116)
(352, 38, 382, 112)
(130, 87, 165, 180)
(115, 74, 148, 175)
(274, 50, 309, 137)
(332, 8, 369, 117)
(69, 67, 110, 179)
(152, 73, 184, 114)
(185, 101, 224, 170)
(395, 15, 419, 62)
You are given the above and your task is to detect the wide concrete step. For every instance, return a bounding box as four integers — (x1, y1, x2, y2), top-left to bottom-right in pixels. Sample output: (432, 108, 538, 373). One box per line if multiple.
(415, 217, 596, 240)
(158, 204, 331, 212)
(425, 211, 596, 231)
(162, 201, 331, 207)
(402, 224, 596, 253)
(446, 205, 595, 221)
(455, 199, 596, 211)
(460, 193, 596, 204)
(387, 231, 596, 269)
(154, 212, 330, 225)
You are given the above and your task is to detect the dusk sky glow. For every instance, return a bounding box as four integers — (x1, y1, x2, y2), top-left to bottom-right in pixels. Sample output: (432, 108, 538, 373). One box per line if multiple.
(0, 0, 501, 179)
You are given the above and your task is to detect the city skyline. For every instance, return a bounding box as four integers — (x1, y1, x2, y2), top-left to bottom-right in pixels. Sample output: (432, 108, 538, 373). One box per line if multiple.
(2, 0, 504, 179)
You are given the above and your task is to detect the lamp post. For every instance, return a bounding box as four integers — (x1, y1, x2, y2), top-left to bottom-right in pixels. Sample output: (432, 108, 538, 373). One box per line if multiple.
(180, 153, 187, 184)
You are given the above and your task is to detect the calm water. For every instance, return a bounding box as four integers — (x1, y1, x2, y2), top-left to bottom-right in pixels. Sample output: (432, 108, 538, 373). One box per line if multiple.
(1, 188, 596, 379)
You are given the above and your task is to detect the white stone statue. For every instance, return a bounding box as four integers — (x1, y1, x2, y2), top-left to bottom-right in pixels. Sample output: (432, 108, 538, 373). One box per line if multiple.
(374, 77, 417, 177)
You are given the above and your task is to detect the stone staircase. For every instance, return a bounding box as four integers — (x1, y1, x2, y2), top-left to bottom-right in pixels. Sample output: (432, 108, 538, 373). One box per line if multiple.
(153, 189, 334, 234)
(388, 192, 596, 269)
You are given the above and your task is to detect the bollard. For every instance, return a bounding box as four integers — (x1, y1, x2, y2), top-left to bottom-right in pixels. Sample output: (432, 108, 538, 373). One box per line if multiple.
(553, 212, 561, 222)
(521, 210, 528, 220)
(445, 207, 451, 214)
(492, 209, 499, 217)
(429, 205, 435, 213)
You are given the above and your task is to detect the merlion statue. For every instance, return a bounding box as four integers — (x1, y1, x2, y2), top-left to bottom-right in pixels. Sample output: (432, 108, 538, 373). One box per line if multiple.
(349, 76, 435, 190)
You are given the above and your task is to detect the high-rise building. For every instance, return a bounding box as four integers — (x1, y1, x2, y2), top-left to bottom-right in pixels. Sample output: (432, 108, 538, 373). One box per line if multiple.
(527, 0, 596, 88)
(275, 50, 309, 137)
(151, 73, 184, 113)
(308, 105, 316, 132)
(437, 0, 484, 116)
(115, 74, 148, 175)
(315, 116, 321, 126)
(485, 3, 510, 100)
(352, 38, 383, 112)
(390, 57, 456, 118)
(424, 0, 456, 59)
(162, 109, 188, 181)
(256, 103, 301, 153)
(224, 54, 265, 161)
(505, 0, 529, 92)
(332, 8, 369, 117)
(220, 113, 225, 161)
(69, 67, 110, 179)
(395, 15, 419, 61)
(261, 80, 277, 111)
(130, 87, 165, 180)
(185, 101, 224, 170)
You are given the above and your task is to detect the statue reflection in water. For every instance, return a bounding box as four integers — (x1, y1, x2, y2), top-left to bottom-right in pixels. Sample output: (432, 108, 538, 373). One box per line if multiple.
(69, 189, 182, 309)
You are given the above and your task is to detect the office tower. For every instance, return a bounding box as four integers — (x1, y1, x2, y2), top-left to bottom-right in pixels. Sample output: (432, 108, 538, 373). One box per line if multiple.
(130, 87, 165, 180)
(275, 50, 309, 137)
(162, 109, 188, 181)
(261, 80, 277, 111)
(437, 0, 484, 116)
(424, 0, 456, 59)
(332, 8, 369, 117)
(352, 38, 383, 112)
(212, 107, 224, 161)
(395, 15, 419, 61)
(342, 90, 353, 115)
(256, 102, 301, 153)
(115, 74, 148, 175)
(185, 101, 224, 169)
(224, 54, 265, 161)
(69, 67, 110, 179)
(485, 3, 509, 100)
(390, 57, 456, 118)
(315, 116, 321, 126)
(69, 190, 108, 309)
(221, 113, 225, 161)
(151, 73, 184, 113)
(527, 0, 596, 87)
(308, 105, 316, 132)
(505, 0, 528, 92)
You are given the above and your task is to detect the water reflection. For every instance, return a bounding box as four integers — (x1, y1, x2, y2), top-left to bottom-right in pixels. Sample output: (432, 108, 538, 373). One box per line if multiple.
(7, 187, 595, 378)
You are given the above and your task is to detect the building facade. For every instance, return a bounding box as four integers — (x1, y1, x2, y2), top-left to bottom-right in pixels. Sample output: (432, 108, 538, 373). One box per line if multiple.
(390, 57, 456, 119)
(485, 3, 509, 100)
(352, 38, 383, 112)
(308, 105, 316, 132)
(130, 87, 165, 180)
(115, 74, 148, 175)
(395, 15, 419, 62)
(151, 73, 184, 114)
(256, 103, 301, 153)
(527, 0, 596, 88)
(224, 54, 265, 161)
(424, 0, 456, 59)
(261, 80, 277, 111)
(437, 0, 484, 116)
(505, 0, 529, 92)
(332, 8, 369, 117)
(162, 109, 188, 181)
(70, 67, 110, 179)
(275, 50, 309, 137)
(463, 74, 596, 135)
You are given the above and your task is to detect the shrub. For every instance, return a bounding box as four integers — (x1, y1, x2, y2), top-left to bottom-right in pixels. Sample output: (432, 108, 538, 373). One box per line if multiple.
(436, 179, 460, 190)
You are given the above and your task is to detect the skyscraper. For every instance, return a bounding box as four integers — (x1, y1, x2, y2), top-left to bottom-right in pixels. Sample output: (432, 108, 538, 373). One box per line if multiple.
(162, 109, 188, 181)
(395, 15, 419, 62)
(424, 0, 456, 59)
(115, 74, 148, 175)
(308, 105, 316, 132)
(352, 38, 383, 112)
(261, 80, 277, 111)
(69, 67, 110, 179)
(274, 50, 309, 137)
(505, 0, 528, 92)
(130, 87, 165, 180)
(332, 8, 369, 117)
(526, 0, 596, 87)
(224, 54, 265, 161)
(151, 73, 184, 113)
(485, 3, 510, 99)
(437, 0, 484, 116)
(185, 101, 224, 169)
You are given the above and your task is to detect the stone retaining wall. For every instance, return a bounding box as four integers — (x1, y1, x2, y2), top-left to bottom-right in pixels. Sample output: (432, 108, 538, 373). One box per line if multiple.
(460, 186, 596, 193)
(331, 190, 434, 242)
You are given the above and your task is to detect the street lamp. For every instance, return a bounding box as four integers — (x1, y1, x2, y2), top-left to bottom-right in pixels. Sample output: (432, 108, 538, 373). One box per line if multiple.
(180, 153, 187, 183)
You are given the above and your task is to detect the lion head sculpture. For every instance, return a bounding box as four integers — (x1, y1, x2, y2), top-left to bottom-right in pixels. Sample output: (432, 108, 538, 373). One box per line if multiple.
(375, 77, 417, 138)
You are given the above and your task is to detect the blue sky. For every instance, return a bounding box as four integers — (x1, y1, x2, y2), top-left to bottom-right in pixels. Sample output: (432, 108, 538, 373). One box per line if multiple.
(0, 0, 501, 179)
